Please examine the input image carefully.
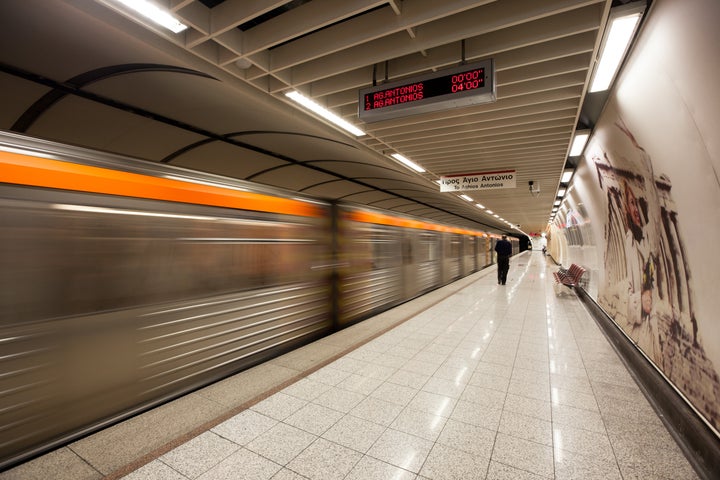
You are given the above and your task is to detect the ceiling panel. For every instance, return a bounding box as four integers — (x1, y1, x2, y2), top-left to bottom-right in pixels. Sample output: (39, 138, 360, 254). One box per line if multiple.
(0, 0, 621, 235)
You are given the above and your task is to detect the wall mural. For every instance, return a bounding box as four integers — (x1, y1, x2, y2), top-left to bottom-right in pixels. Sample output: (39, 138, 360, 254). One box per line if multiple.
(548, 0, 720, 437)
(586, 119, 720, 431)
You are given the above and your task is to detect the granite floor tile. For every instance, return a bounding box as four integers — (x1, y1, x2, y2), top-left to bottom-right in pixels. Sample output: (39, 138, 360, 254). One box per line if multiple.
(421, 376, 466, 399)
(283, 402, 344, 436)
(307, 366, 352, 386)
(349, 396, 405, 427)
(491, 432, 554, 478)
(502, 393, 552, 422)
(336, 372, 384, 395)
(510, 367, 550, 387)
(389, 346, 423, 359)
(549, 373, 593, 395)
(196, 448, 282, 480)
(553, 448, 622, 480)
(467, 371, 511, 392)
(513, 356, 550, 374)
(390, 407, 448, 442)
(406, 390, 457, 418)
(286, 438, 362, 480)
(354, 362, 397, 381)
(498, 410, 552, 446)
(449, 399, 503, 431)
(280, 378, 332, 402)
(475, 361, 513, 379)
(551, 403, 606, 434)
(159, 431, 239, 479)
(311, 386, 366, 413)
(370, 382, 419, 407)
(550, 387, 599, 412)
(211, 410, 278, 446)
(327, 357, 368, 374)
(485, 461, 548, 480)
(459, 384, 507, 410)
(321, 414, 386, 453)
(245, 423, 316, 465)
(436, 418, 496, 458)
(344, 456, 417, 480)
(387, 369, 431, 389)
(442, 355, 480, 370)
(431, 364, 473, 385)
(402, 359, 442, 376)
(250, 393, 308, 422)
(418, 443, 489, 480)
(372, 353, 410, 369)
(508, 378, 551, 402)
(366, 428, 434, 473)
(553, 424, 615, 462)
(269, 469, 307, 480)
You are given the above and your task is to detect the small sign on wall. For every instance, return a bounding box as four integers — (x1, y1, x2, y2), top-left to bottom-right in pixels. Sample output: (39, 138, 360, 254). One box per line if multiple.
(439, 170, 516, 192)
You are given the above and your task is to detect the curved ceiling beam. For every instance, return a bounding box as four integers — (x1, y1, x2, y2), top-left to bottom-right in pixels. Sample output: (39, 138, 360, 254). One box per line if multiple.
(9, 63, 214, 132)
(161, 130, 360, 164)
(1, 62, 498, 231)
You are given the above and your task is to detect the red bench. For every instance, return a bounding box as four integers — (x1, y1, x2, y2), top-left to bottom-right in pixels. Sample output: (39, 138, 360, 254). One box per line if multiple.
(553, 263, 585, 287)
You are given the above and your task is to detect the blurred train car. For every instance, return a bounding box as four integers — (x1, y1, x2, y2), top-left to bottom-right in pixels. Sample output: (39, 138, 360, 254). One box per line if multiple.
(336, 206, 492, 326)
(0, 131, 505, 468)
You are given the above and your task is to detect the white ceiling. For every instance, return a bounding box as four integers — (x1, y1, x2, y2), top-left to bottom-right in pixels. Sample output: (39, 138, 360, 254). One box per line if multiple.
(0, 0, 623, 235)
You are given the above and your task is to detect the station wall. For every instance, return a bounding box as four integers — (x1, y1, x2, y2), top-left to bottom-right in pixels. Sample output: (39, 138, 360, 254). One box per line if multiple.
(550, 0, 720, 435)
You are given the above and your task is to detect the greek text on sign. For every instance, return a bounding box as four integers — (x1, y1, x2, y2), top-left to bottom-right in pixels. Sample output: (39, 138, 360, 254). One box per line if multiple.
(439, 170, 516, 192)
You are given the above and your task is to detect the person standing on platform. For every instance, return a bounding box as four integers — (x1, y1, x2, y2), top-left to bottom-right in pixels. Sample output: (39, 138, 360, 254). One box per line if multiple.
(495, 235, 512, 285)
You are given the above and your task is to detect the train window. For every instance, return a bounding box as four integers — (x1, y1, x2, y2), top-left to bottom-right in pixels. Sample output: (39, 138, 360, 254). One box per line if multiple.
(450, 234, 462, 258)
(2, 197, 329, 322)
(370, 227, 402, 269)
(342, 223, 402, 271)
(418, 232, 438, 262)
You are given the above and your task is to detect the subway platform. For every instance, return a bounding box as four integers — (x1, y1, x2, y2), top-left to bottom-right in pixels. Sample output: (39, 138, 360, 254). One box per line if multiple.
(0, 251, 700, 480)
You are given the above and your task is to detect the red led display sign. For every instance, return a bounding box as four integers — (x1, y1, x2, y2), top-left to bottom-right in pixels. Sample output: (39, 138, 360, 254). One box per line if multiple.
(358, 59, 495, 122)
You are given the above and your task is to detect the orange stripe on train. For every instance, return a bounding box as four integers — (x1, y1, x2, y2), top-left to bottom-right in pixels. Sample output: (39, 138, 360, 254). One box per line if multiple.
(0, 151, 324, 218)
(346, 210, 486, 237)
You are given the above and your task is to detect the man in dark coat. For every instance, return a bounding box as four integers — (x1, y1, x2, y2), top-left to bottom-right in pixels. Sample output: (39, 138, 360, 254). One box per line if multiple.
(494, 235, 512, 285)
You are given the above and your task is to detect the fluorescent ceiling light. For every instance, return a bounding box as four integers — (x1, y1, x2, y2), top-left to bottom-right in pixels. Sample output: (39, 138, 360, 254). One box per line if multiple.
(590, 7, 643, 92)
(114, 0, 188, 33)
(493, 214, 499, 218)
(554, 200, 561, 206)
(391, 153, 425, 173)
(561, 170, 573, 183)
(475, 203, 485, 209)
(486, 210, 494, 214)
(285, 91, 365, 137)
(558, 188, 566, 197)
(569, 130, 590, 156)
(459, 194, 473, 201)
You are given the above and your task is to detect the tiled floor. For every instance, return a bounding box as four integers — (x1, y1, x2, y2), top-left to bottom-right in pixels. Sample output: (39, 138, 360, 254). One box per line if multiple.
(119, 252, 698, 480)
(2, 252, 701, 479)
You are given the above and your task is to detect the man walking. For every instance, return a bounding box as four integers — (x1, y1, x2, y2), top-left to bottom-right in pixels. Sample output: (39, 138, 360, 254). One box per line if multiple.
(494, 235, 512, 285)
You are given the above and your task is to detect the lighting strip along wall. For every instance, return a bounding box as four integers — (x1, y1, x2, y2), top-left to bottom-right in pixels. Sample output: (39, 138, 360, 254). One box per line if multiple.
(346, 210, 488, 237)
(0, 151, 323, 218)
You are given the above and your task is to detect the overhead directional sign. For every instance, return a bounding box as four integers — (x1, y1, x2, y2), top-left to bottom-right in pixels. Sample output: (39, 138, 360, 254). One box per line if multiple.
(440, 170, 516, 192)
(358, 59, 495, 122)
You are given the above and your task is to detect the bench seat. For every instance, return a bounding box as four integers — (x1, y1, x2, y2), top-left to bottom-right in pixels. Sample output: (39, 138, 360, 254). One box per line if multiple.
(553, 263, 585, 287)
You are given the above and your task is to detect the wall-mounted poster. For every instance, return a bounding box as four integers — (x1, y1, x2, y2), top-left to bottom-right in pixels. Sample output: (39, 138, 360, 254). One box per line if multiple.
(585, 114, 720, 431)
(551, 0, 720, 434)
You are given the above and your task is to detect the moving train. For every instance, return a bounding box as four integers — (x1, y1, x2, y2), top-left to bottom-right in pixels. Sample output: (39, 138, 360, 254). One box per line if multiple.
(0, 131, 518, 468)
